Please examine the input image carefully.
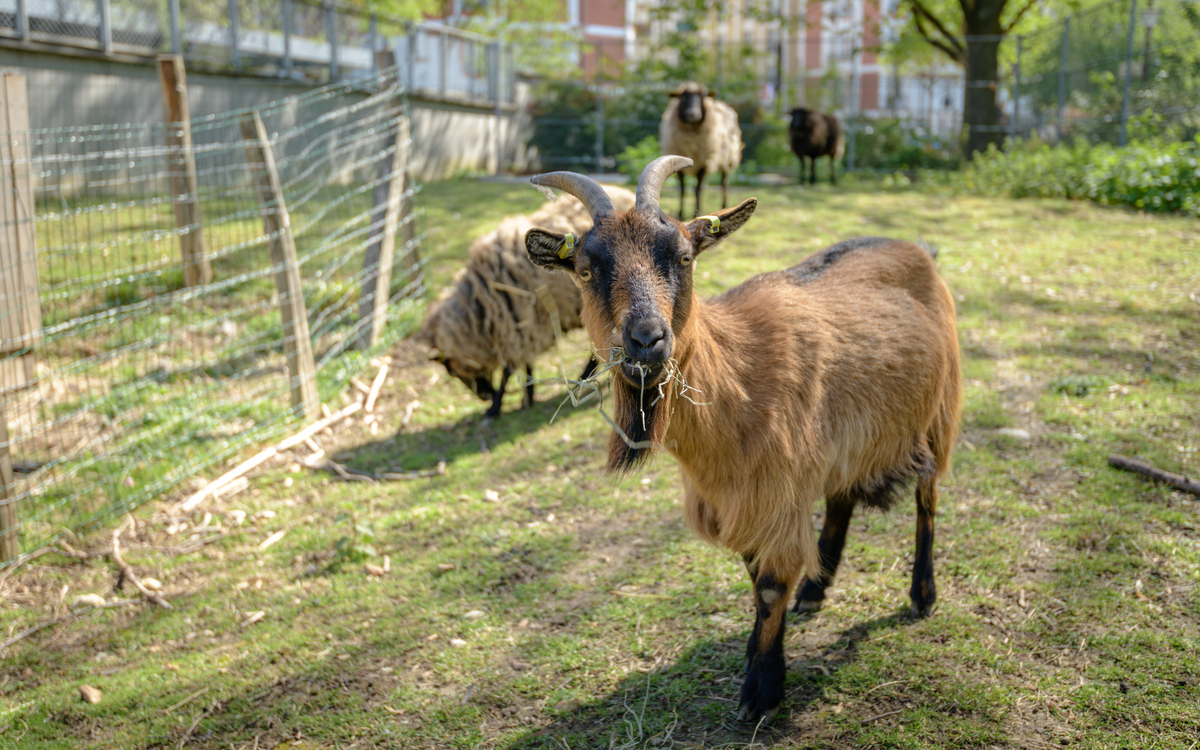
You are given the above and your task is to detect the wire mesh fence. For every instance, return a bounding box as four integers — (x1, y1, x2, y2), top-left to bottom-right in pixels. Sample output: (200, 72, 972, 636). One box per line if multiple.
(0, 64, 423, 563)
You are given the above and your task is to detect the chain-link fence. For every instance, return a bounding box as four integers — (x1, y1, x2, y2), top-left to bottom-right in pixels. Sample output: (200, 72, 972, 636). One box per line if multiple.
(0, 65, 423, 562)
(0, 0, 516, 103)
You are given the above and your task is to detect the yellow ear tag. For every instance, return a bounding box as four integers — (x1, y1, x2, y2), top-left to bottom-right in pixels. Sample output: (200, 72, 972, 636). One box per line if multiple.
(558, 233, 575, 259)
(697, 215, 720, 233)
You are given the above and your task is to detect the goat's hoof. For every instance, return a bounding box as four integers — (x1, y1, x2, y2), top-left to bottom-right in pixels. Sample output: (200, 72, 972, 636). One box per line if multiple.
(793, 598, 823, 614)
(737, 703, 779, 724)
(910, 601, 936, 618)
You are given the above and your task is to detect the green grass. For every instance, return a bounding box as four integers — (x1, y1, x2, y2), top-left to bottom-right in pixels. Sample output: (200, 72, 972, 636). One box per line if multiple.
(1, 179, 1198, 748)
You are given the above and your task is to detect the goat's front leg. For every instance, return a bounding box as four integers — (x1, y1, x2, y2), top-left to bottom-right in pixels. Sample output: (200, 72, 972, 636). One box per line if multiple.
(794, 497, 855, 612)
(485, 365, 514, 419)
(522, 364, 535, 409)
(739, 561, 797, 723)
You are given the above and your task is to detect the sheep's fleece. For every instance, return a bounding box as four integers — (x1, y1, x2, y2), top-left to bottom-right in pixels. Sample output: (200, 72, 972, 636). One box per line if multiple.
(659, 84, 743, 177)
(417, 185, 635, 378)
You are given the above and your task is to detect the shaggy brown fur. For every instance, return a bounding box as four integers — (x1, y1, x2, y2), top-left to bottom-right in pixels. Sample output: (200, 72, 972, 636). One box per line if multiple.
(525, 164, 962, 723)
(416, 186, 634, 416)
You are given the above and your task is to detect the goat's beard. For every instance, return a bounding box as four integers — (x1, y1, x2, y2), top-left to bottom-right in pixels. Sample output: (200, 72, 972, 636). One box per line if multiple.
(606, 373, 673, 473)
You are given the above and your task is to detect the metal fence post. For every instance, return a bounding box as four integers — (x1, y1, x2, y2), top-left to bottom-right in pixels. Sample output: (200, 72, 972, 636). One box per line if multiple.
(439, 27, 448, 95)
(407, 24, 417, 92)
(1120, 0, 1138, 146)
(1012, 35, 1023, 143)
(594, 83, 604, 173)
(229, 0, 241, 71)
(16, 0, 29, 42)
(283, 0, 293, 75)
(99, 0, 112, 54)
(369, 15, 378, 78)
(327, 1, 339, 81)
(169, 0, 180, 54)
(1057, 17, 1069, 142)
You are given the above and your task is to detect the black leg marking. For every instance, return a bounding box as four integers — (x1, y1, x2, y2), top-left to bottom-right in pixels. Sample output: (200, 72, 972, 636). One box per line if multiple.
(485, 365, 513, 419)
(910, 480, 938, 617)
(522, 364, 535, 409)
(693, 167, 707, 218)
(578, 356, 598, 382)
(677, 172, 686, 220)
(720, 169, 729, 209)
(794, 498, 856, 613)
(739, 570, 791, 723)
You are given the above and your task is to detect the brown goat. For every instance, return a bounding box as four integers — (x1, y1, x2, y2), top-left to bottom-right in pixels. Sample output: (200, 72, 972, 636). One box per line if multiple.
(523, 157, 962, 723)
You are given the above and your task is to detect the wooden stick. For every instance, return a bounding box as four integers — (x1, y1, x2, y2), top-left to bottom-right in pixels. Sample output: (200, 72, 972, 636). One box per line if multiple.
(365, 364, 389, 413)
(112, 527, 172, 609)
(1108, 454, 1200, 496)
(349, 377, 372, 396)
(0, 600, 139, 654)
(379, 461, 446, 481)
(400, 399, 420, 428)
(276, 402, 361, 451)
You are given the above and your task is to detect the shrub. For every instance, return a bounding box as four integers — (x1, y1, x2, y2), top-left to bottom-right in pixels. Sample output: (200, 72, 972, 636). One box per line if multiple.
(957, 137, 1200, 217)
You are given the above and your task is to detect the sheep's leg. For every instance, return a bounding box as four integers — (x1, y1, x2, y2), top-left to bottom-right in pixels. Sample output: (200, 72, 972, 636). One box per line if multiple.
(485, 365, 513, 419)
(810, 157, 817, 185)
(829, 154, 837, 186)
(739, 563, 797, 723)
(720, 169, 729, 209)
(798, 157, 804, 186)
(677, 172, 686, 220)
(522, 364, 535, 409)
(578, 356, 598, 382)
(793, 498, 855, 613)
(910, 478, 939, 617)
(693, 167, 706, 218)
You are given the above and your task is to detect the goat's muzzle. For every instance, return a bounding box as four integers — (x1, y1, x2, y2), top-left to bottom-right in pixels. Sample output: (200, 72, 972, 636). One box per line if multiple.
(620, 316, 671, 386)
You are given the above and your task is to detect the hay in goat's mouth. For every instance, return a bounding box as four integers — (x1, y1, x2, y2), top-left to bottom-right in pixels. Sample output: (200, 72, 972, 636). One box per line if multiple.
(519, 283, 707, 452)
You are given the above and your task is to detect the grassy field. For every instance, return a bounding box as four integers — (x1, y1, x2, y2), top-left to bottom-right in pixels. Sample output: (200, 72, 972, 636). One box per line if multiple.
(1, 178, 1198, 749)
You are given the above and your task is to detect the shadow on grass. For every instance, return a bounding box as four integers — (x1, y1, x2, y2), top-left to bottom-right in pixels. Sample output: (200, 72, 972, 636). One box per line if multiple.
(500, 611, 914, 749)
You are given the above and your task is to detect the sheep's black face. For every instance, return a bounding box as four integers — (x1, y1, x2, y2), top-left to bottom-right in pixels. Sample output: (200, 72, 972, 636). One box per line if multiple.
(789, 108, 812, 136)
(436, 357, 495, 402)
(526, 199, 759, 390)
(678, 91, 706, 125)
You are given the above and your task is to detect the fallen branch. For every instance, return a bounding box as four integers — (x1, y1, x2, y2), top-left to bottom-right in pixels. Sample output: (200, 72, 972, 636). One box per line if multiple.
(174, 401, 363, 513)
(112, 526, 172, 609)
(0, 600, 139, 654)
(862, 708, 904, 724)
(1108, 454, 1200, 496)
(365, 364, 389, 413)
(303, 458, 446, 483)
(379, 461, 447, 481)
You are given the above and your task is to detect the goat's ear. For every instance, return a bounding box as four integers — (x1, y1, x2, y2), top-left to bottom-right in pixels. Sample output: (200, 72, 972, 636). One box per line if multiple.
(684, 198, 757, 254)
(525, 228, 576, 272)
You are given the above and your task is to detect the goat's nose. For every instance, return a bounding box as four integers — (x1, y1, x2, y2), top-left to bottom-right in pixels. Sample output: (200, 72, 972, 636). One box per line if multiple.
(626, 319, 667, 360)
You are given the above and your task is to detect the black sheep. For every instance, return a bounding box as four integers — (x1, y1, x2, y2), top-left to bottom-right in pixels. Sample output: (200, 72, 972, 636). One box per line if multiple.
(788, 108, 844, 186)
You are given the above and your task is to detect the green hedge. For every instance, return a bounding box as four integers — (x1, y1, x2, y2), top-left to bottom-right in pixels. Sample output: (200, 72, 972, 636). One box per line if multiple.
(957, 137, 1200, 217)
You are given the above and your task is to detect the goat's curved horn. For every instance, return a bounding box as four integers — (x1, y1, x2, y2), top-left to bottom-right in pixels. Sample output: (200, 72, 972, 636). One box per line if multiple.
(635, 155, 694, 213)
(530, 172, 615, 218)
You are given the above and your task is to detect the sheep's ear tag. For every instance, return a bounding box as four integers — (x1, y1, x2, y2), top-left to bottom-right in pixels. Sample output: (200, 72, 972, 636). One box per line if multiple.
(697, 215, 720, 234)
(557, 233, 576, 259)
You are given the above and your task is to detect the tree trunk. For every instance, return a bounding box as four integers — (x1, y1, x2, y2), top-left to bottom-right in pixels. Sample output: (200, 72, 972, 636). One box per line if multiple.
(963, 36, 1003, 157)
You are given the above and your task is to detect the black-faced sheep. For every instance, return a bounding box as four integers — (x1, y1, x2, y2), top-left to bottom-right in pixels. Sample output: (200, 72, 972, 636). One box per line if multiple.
(416, 185, 634, 418)
(523, 158, 962, 722)
(659, 82, 743, 219)
(788, 108, 843, 185)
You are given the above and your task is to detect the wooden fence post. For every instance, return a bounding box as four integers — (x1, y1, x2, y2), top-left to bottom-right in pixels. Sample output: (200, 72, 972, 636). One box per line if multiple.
(158, 55, 213, 288)
(0, 73, 39, 562)
(240, 111, 320, 421)
(356, 51, 413, 351)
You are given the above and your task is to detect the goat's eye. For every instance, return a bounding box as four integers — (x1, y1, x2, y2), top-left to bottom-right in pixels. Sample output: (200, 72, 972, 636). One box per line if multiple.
(579, 269, 593, 281)
(679, 254, 694, 266)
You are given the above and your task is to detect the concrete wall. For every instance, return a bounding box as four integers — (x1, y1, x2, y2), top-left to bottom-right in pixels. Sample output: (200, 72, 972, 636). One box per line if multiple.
(0, 47, 530, 182)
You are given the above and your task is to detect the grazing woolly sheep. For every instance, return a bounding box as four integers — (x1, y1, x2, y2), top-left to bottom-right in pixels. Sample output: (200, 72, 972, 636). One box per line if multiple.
(524, 158, 962, 722)
(788, 107, 844, 185)
(659, 82, 743, 219)
(416, 185, 634, 418)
